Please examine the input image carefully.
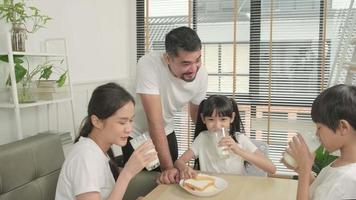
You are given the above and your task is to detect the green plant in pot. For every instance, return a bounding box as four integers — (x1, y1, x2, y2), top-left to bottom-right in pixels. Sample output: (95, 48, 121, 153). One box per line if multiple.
(0, 0, 51, 51)
(312, 146, 338, 175)
(0, 55, 67, 103)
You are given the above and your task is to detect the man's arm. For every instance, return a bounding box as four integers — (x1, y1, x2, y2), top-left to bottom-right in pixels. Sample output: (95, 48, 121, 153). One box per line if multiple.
(189, 102, 199, 124)
(139, 93, 173, 170)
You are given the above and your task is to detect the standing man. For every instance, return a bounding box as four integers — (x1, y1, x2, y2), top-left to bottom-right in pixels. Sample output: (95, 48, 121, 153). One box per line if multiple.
(122, 26, 208, 184)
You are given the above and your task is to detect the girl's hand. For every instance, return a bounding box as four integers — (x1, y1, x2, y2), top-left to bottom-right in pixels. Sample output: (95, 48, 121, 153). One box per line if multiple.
(179, 165, 197, 180)
(219, 136, 241, 154)
(121, 140, 157, 179)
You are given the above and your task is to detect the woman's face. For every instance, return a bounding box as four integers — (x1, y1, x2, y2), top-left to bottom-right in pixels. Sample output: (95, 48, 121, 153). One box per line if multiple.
(202, 109, 234, 133)
(101, 101, 135, 147)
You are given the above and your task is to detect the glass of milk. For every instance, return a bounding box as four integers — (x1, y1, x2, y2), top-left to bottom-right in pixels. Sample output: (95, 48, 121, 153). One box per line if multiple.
(215, 127, 230, 159)
(283, 131, 320, 168)
(130, 134, 160, 171)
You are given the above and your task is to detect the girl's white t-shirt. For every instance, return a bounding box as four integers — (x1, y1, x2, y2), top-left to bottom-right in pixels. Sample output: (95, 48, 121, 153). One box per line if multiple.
(191, 131, 257, 174)
(55, 137, 115, 200)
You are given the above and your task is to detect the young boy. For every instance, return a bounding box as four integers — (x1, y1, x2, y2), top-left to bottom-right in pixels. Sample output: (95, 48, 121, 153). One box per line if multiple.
(283, 84, 356, 200)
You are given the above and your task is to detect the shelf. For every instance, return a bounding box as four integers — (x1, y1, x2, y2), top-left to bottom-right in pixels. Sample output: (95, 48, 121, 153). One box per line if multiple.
(0, 98, 72, 109)
(0, 51, 65, 57)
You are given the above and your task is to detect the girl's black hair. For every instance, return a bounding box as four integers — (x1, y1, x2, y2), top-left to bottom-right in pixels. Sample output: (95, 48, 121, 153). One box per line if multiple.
(193, 95, 245, 169)
(194, 95, 245, 141)
(74, 82, 135, 180)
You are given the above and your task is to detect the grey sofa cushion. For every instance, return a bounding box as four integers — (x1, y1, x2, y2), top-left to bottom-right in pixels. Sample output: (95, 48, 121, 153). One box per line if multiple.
(0, 134, 64, 200)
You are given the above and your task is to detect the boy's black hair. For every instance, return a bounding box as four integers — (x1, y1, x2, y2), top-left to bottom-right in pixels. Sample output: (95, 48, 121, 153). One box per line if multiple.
(165, 26, 201, 57)
(311, 84, 356, 131)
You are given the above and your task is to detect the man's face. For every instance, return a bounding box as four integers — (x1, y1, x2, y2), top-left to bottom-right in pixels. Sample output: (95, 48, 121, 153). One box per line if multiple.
(165, 49, 202, 82)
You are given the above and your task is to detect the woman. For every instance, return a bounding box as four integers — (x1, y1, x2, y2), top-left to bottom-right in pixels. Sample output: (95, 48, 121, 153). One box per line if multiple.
(55, 82, 157, 200)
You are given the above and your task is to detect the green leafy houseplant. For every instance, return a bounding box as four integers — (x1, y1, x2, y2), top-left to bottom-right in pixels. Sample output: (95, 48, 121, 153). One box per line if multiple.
(312, 146, 338, 175)
(0, 55, 67, 103)
(0, 0, 51, 51)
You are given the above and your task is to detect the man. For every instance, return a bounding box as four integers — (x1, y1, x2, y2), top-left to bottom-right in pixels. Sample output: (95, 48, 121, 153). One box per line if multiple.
(122, 26, 208, 184)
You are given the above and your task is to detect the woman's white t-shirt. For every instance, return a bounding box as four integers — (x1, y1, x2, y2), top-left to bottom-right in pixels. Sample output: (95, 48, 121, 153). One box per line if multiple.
(55, 137, 115, 200)
(191, 131, 257, 174)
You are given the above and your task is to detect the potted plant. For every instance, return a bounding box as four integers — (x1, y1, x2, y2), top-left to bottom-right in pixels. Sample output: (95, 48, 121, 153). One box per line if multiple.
(0, 0, 51, 51)
(0, 55, 67, 103)
(312, 146, 338, 175)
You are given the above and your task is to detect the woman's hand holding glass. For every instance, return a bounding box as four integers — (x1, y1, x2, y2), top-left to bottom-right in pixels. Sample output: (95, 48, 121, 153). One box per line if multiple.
(121, 140, 157, 179)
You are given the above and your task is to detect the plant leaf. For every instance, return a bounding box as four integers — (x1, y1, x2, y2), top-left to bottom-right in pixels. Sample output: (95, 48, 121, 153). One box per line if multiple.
(56, 70, 67, 87)
(39, 66, 53, 80)
(0, 55, 8, 62)
(6, 62, 27, 86)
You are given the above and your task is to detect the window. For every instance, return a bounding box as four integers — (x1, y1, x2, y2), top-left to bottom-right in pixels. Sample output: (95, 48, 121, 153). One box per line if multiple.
(136, 0, 356, 175)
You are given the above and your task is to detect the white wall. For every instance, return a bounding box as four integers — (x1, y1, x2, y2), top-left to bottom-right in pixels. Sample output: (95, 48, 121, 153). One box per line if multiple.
(0, 0, 137, 145)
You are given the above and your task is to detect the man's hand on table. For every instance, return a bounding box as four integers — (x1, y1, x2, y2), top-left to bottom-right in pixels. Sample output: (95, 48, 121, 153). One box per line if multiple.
(158, 167, 180, 184)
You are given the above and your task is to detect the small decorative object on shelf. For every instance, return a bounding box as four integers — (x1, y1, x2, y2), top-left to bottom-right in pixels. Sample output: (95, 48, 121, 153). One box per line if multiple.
(0, 55, 67, 103)
(0, 0, 51, 51)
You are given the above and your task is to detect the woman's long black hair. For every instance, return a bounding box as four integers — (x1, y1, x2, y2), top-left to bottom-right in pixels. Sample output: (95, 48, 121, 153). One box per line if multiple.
(74, 82, 135, 180)
(193, 95, 245, 169)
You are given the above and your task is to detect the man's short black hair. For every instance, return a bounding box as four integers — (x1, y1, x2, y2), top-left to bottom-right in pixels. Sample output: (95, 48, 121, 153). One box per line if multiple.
(311, 84, 356, 131)
(165, 26, 201, 57)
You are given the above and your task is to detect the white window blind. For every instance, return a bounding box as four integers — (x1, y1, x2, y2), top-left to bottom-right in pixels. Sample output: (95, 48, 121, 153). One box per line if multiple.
(136, 0, 356, 175)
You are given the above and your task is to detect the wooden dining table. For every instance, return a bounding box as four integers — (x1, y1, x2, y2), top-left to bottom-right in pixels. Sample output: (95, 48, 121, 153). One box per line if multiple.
(143, 174, 298, 200)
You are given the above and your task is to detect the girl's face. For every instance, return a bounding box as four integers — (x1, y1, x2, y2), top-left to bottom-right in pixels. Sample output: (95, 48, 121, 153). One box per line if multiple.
(100, 101, 135, 147)
(201, 109, 235, 133)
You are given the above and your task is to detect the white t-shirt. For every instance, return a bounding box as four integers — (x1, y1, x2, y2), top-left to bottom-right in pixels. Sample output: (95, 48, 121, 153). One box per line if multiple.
(191, 131, 257, 174)
(132, 52, 208, 138)
(309, 162, 356, 200)
(55, 137, 115, 200)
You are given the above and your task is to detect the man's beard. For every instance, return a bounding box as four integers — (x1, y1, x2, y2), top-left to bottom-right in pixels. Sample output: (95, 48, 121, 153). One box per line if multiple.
(168, 64, 200, 82)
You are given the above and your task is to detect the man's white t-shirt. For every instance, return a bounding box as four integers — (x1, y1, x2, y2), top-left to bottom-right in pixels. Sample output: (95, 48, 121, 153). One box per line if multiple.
(309, 162, 356, 200)
(132, 52, 208, 138)
(191, 131, 257, 174)
(55, 137, 115, 200)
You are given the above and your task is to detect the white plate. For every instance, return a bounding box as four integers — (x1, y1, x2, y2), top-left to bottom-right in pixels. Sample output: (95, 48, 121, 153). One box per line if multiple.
(179, 175, 228, 197)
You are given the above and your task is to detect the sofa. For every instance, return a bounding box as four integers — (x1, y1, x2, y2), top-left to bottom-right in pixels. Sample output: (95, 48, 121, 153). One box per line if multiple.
(0, 133, 64, 200)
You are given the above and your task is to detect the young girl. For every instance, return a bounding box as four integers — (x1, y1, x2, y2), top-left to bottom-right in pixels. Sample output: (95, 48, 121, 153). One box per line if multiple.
(174, 95, 276, 179)
(55, 83, 157, 200)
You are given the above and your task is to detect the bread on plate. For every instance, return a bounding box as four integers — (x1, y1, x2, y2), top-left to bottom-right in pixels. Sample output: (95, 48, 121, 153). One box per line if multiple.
(182, 174, 216, 191)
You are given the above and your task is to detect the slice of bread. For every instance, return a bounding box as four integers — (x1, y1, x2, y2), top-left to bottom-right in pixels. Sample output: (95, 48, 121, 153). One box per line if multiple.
(183, 174, 216, 191)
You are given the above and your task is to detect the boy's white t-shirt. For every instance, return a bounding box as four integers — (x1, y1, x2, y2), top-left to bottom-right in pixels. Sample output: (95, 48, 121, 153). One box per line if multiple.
(310, 162, 356, 200)
(55, 137, 115, 200)
(132, 52, 208, 138)
(191, 131, 257, 174)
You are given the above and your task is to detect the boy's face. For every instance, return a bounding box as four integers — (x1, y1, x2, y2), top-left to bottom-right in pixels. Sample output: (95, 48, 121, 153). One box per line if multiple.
(315, 122, 344, 152)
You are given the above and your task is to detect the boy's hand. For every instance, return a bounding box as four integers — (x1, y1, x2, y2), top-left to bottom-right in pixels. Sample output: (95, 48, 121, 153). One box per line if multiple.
(286, 134, 315, 174)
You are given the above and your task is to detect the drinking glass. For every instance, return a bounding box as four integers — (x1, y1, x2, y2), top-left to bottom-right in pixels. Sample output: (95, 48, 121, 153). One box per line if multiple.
(130, 134, 160, 171)
(283, 131, 320, 168)
(215, 128, 230, 159)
